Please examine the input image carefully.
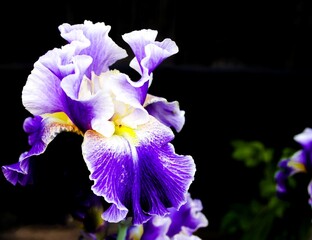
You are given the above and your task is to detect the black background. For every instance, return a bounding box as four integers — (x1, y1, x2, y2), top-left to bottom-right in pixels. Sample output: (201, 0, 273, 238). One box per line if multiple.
(2, 1, 312, 239)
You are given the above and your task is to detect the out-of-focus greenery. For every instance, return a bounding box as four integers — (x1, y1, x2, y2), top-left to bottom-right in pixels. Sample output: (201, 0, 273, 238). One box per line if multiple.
(220, 140, 312, 240)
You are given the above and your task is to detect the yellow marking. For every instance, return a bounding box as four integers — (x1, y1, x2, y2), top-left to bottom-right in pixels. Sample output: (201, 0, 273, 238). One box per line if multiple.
(43, 112, 72, 124)
(114, 124, 138, 144)
(42, 112, 83, 136)
(288, 161, 307, 172)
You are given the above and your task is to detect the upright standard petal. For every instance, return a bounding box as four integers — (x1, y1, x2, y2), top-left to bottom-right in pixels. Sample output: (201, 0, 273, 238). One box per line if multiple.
(82, 116, 195, 224)
(122, 29, 179, 105)
(59, 20, 128, 78)
(22, 50, 68, 116)
(122, 29, 178, 75)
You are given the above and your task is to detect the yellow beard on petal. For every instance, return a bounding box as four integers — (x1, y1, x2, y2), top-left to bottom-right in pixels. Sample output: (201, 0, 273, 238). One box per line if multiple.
(42, 112, 83, 136)
(43, 112, 72, 124)
(114, 123, 139, 145)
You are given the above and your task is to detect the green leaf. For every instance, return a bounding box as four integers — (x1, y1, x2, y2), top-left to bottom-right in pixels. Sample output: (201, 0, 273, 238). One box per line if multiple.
(231, 140, 273, 167)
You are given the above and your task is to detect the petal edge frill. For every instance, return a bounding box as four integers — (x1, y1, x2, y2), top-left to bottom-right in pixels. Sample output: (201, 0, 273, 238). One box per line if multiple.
(2, 155, 32, 186)
(59, 20, 128, 78)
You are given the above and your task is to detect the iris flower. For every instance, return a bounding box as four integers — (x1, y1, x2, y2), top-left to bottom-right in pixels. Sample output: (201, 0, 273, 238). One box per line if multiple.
(2, 20, 196, 225)
(275, 127, 312, 204)
(137, 193, 208, 240)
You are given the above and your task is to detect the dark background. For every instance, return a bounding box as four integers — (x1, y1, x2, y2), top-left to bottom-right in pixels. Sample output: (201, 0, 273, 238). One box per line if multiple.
(2, 1, 312, 239)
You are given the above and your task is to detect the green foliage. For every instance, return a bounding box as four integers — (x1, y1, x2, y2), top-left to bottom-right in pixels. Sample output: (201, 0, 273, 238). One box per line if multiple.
(220, 140, 310, 240)
(231, 140, 274, 167)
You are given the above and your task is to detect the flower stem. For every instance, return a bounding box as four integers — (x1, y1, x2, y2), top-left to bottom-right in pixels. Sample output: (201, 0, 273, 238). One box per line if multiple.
(116, 218, 132, 240)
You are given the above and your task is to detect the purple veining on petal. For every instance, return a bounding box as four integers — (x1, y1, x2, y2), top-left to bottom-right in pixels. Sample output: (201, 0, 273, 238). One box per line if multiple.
(82, 116, 195, 225)
(59, 20, 128, 78)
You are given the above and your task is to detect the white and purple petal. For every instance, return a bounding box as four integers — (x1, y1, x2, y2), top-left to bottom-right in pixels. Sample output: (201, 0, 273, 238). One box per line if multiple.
(144, 94, 185, 132)
(141, 216, 171, 240)
(22, 50, 67, 116)
(82, 116, 195, 224)
(2, 113, 81, 186)
(275, 150, 307, 198)
(122, 29, 178, 76)
(122, 29, 178, 104)
(294, 128, 312, 171)
(22, 43, 93, 119)
(167, 193, 208, 237)
(59, 20, 128, 78)
(294, 127, 312, 149)
(102, 71, 149, 128)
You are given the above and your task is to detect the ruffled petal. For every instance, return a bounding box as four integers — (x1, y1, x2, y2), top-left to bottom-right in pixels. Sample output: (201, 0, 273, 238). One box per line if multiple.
(167, 193, 208, 237)
(22, 49, 68, 116)
(2, 154, 32, 186)
(82, 130, 131, 222)
(59, 20, 128, 78)
(142, 38, 179, 74)
(82, 116, 195, 224)
(122, 29, 158, 66)
(141, 216, 171, 240)
(144, 94, 185, 132)
(2, 113, 81, 185)
(122, 29, 178, 105)
(22, 44, 93, 117)
(122, 29, 178, 76)
(60, 54, 93, 100)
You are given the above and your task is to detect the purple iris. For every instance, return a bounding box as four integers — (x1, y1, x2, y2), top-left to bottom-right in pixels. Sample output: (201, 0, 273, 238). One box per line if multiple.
(129, 193, 208, 239)
(2, 20, 195, 225)
(275, 128, 312, 204)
